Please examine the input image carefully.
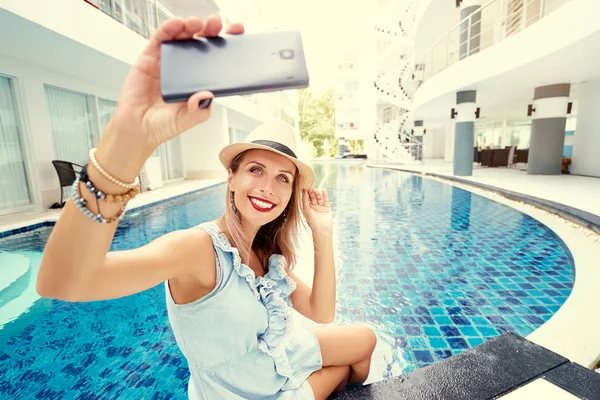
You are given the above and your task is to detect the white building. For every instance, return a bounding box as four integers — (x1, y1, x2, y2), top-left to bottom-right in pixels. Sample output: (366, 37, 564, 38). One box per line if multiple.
(332, 3, 378, 158)
(372, 0, 600, 178)
(0, 0, 301, 216)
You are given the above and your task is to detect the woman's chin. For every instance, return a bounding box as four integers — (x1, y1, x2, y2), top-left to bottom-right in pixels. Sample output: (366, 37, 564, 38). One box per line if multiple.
(240, 210, 278, 227)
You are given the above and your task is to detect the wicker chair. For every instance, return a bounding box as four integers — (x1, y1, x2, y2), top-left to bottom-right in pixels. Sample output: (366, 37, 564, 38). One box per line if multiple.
(51, 160, 83, 208)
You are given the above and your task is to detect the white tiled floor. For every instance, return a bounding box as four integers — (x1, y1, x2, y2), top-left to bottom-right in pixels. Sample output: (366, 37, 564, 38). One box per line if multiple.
(0, 178, 225, 233)
(370, 160, 600, 217)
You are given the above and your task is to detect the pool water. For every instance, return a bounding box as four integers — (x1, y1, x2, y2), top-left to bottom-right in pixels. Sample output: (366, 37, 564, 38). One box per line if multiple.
(0, 161, 574, 398)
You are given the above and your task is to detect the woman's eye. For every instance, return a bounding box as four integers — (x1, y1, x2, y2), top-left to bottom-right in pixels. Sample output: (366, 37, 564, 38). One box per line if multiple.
(250, 167, 262, 174)
(277, 175, 289, 183)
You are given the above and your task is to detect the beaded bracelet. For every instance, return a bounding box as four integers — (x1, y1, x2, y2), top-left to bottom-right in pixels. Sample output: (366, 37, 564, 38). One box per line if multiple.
(71, 177, 127, 224)
(80, 165, 140, 205)
(89, 148, 140, 190)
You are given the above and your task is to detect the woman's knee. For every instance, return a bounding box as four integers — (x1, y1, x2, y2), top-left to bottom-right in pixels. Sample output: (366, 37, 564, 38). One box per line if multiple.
(356, 326, 377, 359)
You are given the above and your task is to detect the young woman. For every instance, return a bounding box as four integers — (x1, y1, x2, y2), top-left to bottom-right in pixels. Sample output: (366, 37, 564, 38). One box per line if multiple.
(36, 15, 376, 400)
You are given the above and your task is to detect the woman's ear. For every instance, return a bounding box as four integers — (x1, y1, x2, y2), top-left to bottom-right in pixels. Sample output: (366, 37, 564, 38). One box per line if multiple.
(227, 169, 235, 192)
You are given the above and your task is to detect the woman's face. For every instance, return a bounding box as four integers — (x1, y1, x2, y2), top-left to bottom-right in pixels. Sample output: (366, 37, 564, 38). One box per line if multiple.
(229, 149, 297, 226)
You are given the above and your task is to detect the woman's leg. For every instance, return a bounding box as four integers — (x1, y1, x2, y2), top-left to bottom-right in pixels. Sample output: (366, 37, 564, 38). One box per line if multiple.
(312, 325, 377, 385)
(306, 365, 350, 400)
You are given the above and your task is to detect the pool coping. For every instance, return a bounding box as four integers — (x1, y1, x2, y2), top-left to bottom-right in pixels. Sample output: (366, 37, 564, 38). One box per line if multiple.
(369, 164, 600, 370)
(0, 180, 226, 239)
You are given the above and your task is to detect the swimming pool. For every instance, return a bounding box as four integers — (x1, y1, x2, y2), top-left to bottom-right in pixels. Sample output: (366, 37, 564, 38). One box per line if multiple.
(0, 161, 574, 398)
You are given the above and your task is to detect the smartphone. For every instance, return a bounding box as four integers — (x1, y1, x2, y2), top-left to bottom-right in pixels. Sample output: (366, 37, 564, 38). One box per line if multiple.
(160, 30, 309, 103)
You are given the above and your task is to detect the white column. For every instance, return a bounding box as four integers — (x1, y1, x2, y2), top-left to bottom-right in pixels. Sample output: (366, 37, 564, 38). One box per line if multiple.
(572, 78, 600, 177)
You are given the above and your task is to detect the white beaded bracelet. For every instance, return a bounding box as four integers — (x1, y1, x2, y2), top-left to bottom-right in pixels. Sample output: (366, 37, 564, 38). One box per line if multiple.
(88, 148, 140, 189)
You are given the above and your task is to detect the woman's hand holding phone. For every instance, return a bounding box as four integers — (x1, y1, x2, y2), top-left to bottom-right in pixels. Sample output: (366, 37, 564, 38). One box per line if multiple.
(94, 16, 245, 188)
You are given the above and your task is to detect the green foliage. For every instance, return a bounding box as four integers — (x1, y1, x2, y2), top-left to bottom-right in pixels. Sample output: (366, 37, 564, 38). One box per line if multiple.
(298, 88, 337, 158)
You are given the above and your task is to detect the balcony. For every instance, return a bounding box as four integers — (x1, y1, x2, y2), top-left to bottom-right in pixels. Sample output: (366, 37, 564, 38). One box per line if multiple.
(419, 0, 573, 83)
(83, 0, 174, 39)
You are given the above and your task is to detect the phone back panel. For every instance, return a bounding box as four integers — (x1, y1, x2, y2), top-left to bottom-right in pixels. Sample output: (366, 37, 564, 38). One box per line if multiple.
(160, 31, 309, 102)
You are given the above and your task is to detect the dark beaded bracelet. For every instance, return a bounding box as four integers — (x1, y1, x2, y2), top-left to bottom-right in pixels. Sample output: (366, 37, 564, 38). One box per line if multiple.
(80, 164, 106, 201)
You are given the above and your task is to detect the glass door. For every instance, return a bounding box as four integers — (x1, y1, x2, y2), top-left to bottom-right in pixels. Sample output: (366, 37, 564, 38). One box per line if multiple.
(0, 76, 32, 213)
(159, 136, 183, 182)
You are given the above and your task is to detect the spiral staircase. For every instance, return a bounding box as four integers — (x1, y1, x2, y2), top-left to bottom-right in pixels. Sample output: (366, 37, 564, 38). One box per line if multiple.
(372, 0, 423, 164)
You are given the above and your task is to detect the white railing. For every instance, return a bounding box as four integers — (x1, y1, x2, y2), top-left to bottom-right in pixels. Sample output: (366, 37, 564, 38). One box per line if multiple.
(420, 0, 572, 82)
(84, 0, 174, 39)
(373, 113, 424, 165)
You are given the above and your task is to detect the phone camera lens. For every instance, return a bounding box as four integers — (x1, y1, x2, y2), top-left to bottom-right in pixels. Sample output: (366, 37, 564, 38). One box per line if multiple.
(279, 49, 294, 59)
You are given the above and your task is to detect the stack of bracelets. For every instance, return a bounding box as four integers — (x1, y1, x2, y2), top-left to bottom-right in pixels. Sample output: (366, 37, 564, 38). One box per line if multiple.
(71, 148, 141, 224)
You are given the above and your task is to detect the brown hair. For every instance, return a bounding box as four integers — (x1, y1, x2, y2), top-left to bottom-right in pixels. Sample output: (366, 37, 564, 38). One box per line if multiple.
(222, 150, 303, 271)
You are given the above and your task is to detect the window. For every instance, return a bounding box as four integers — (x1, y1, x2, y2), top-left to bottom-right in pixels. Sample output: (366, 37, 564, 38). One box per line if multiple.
(44, 85, 99, 165)
(0, 75, 31, 211)
(229, 127, 251, 144)
(98, 98, 117, 133)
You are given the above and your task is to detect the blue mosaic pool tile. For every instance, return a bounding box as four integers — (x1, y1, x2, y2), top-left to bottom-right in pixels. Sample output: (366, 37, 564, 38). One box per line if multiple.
(400, 349, 415, 363)
(487, 315, 510, 325)
(480, 306, 498, 315)
(433, 350, 453, 361)
(447, 338, 469, 349)
(467, 337, 485, 347)
(440, 326, 461, 337)
(469, 316, 490, 325)
(434, 316, 452, 325)
(423, 326, 441, 337)
(395, 336, 408, 348)
(524, 315, 546, 325)
(430, 307, 446, 315)
(408, 337, 428, 349)
(441, 299, 457, 306)
(521, 297, 542, 306)
(413, 350, 434, 363)
(504, 315, 526, 325)
(405, 326, 422, 336)
(476, 326, 498, 336)
(458, 326, 479, 337)
(414, 306, 431, 316)
(451, 316, 472, 326)
(516, 325, 535, 336)
(530, 306, 550, 314)
(428, 337, 449, 349)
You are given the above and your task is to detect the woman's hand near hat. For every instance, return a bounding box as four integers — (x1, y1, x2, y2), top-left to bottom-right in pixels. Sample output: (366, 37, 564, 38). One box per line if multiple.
(93, 16, 245, 186)
(302, 189, 333, 234)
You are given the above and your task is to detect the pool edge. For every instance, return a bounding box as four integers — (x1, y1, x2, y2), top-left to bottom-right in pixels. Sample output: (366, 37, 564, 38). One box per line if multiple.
(0, 180, 226, 239)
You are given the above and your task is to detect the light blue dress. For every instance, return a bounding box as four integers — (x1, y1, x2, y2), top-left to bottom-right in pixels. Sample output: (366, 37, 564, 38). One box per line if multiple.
(165, 222, 323, 399)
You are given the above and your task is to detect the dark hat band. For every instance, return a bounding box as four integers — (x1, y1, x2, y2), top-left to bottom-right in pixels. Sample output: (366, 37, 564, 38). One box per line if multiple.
(251, 140, 297, 159)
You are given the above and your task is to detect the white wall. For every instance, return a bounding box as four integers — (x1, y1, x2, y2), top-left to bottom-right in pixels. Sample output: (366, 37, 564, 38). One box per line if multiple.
(444, 122, 456, 162)
(1, 0, 145, 67)
(414, 0, 461, 61)
(0, 54, 122, 209)
(572, 78, 600, 177)
(423, 124, 446, 159)
(181, 105, 230, 180)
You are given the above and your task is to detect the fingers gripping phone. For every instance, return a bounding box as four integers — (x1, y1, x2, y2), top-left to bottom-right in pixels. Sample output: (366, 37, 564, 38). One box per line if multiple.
(160, 30, 310, 103)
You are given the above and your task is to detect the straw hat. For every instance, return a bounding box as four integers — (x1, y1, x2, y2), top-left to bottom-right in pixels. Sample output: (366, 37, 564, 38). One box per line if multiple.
(218, 120, 316, 189)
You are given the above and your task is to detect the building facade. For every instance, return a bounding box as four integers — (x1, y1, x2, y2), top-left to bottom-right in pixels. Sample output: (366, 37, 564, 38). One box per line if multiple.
(0, 0, 300, 215)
